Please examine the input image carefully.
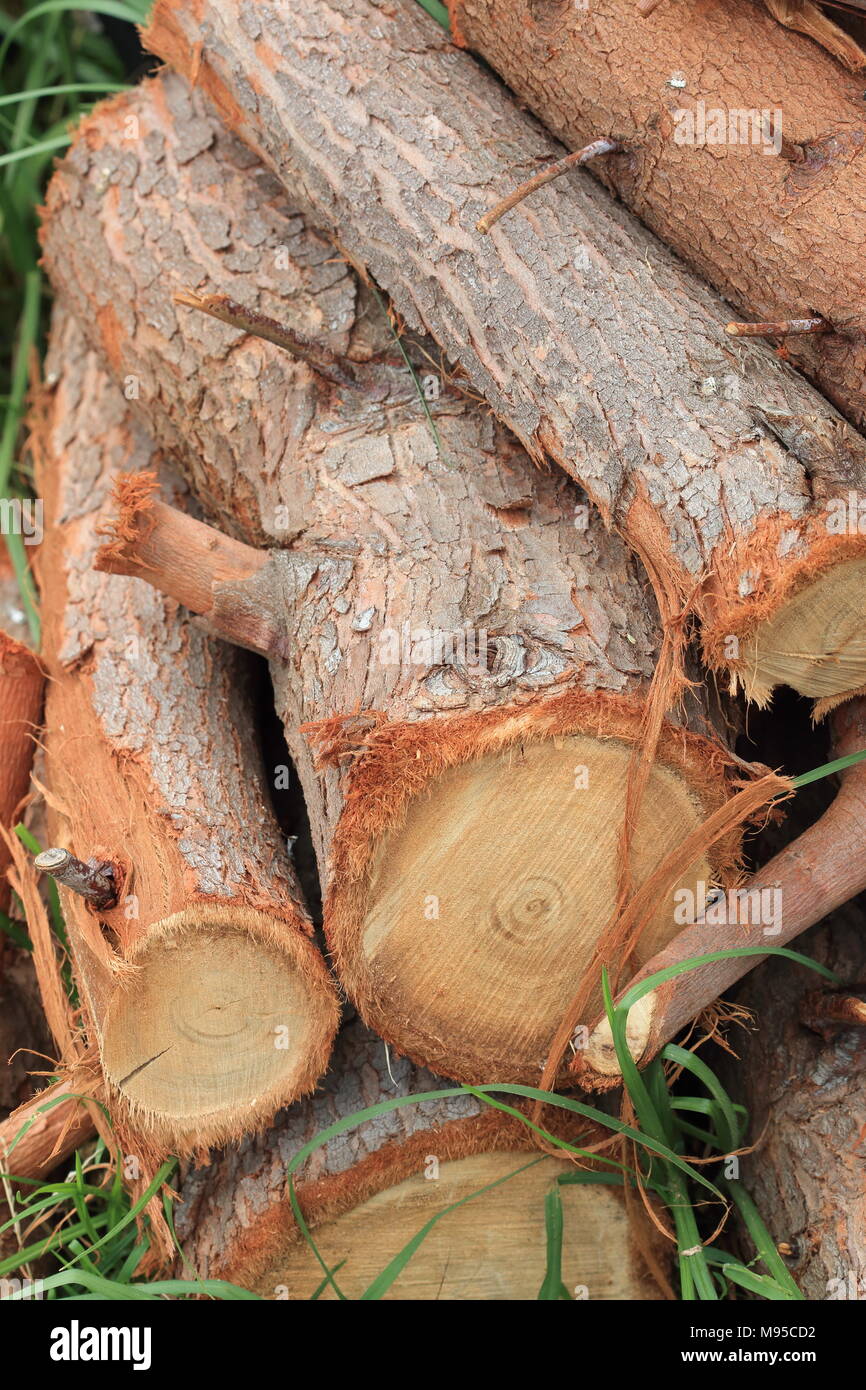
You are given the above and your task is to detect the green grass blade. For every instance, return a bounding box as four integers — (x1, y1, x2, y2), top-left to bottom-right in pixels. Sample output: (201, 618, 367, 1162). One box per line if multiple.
(661, 1042, 742, 1153)
(415, 0, 450, 27)
(359, 1158, 543, 1300)
(791, 747, 866, 788)
(0, 82, 124, 108)
(618, 946, 839, 1014)
(537, 1186, 572, 1300)
(719, 1179, 803, 1299)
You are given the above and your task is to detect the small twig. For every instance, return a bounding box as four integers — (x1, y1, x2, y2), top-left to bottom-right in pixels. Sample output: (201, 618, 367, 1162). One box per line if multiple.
(725, 316, 829, 338)
(476, 139, 623, 234)
(173, 289, 359, 389)
(34, 848, 117, 910)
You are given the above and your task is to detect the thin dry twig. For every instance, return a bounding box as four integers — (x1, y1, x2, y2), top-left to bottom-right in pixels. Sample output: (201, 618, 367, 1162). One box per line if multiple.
(476, 139, 622, 234)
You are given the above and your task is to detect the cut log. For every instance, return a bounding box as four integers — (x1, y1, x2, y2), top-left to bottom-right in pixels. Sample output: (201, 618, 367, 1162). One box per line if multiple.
(175, 1016, 669, 1300)
(0, 632, 43, 914)
(720, 902, 866, 1300)
(31, 308, 339, 1152)
(141, 0, 866, 713)
(448, 0, 866, 421)
(56, 75, 748, 1085)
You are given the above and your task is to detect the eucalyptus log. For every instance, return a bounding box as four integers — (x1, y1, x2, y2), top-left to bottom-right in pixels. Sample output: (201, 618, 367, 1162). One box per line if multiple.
(32, 309, 339, 1152)
(175, 1017, 669, 1300)
(51, 75, 746, 1086)
(448, 0, 866, 430)
(140, 0, 866, 714)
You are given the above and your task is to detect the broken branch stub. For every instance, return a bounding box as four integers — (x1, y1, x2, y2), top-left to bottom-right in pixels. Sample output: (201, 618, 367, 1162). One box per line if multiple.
(449, 0, 866, 412)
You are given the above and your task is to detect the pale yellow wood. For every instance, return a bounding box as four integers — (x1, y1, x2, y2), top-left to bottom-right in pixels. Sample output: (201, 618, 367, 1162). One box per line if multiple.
(742, 558, 866, 703)
(361, 735, 711, 1075)
(266, 1153, 661, 1300)
(101, 910, 324, 1123)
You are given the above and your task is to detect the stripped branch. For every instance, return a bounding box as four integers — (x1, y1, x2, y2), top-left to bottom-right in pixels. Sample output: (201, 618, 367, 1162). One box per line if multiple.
(0, 1081, 98, 1180)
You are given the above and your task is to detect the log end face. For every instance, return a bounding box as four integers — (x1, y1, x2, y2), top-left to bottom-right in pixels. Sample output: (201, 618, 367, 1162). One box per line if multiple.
(101, 906, 339, 1150)
(339, 733, 712, 1082)
(738, 556, 866, 707)
(253, 1153, 667, 1300)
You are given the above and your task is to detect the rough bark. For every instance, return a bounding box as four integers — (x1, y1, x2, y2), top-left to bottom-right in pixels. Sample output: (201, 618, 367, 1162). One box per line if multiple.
(721, 903, 866, 1300)
(449, 0, 866, 435)
(32, 308, 339, 1153)
(55, 75, 748, 1087)
(140, 0, 866, 713)
(0, 633, 43, 915)
(175, 1015, 669, 1300)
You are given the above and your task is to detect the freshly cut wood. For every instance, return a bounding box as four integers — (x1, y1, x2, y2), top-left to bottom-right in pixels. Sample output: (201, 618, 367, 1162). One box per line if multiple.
(448, 0, 866, 428)
(176, 1017, 669, 1300)
(31, 308, 339, 1152)
(48, 75, 747, 1086)
(142, 0, 866, 712)
(722, 902, 866, 1299)
(571, 697, 866, 1088)
(0, 632, 42, 913)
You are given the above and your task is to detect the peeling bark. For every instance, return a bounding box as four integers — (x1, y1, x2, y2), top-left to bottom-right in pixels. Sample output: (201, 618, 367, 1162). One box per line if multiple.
(51, 74, 745, 1086)
(138, 0, 866, 711)
(0, 1079, 97, 1180)
(32, 308, 339, 1153)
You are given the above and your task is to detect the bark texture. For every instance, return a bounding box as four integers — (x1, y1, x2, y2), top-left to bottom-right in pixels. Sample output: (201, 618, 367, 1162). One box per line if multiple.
(449, 0, 866, 429)
(52, 75, 746, 1086)
(141, 0, 866, 710)
(32, 308, 339, 1152)
(175, 1015, 668, 1300)
(723, 903, 866, 1299)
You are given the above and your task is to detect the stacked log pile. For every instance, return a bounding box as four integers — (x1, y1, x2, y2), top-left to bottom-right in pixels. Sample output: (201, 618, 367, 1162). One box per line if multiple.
(4, 0, 866, 1298)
